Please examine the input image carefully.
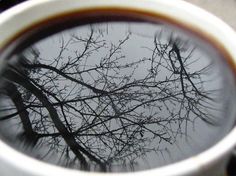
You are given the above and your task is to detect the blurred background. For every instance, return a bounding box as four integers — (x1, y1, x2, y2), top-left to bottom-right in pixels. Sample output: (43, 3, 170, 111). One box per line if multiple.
(185, 0, 236, 30)
(0, 0, 235, 175)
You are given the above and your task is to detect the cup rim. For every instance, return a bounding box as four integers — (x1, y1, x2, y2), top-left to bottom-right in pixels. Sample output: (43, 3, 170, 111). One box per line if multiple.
(0, 0, 236, 175)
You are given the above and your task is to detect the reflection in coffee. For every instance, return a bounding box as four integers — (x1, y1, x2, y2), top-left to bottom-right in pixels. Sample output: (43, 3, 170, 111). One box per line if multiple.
(0, 21, 235, 172)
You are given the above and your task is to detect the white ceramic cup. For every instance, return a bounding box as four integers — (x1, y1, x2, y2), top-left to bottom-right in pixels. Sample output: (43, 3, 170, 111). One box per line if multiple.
(0, 0, 236, 176)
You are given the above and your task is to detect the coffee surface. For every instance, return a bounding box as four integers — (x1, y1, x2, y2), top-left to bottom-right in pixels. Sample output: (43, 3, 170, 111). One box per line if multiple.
(0, 21, 235, 172)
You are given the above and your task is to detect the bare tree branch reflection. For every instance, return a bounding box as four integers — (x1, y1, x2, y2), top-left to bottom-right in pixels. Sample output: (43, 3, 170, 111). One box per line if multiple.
(0, 23, 223, 172)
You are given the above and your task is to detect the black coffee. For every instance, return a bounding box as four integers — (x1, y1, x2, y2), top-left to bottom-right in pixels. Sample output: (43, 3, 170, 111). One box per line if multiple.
(0, 13, 236, 172)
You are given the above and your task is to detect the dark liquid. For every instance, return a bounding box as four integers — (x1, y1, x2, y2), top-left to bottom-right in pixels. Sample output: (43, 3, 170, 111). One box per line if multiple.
(0, 16, 236, 172)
